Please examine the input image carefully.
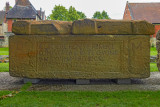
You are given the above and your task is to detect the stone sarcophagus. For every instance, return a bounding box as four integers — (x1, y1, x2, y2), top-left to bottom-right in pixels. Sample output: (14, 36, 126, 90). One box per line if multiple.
(9, 19, 155, 80)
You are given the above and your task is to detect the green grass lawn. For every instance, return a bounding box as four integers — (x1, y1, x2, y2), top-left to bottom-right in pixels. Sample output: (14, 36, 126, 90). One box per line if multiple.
(0, 47, 9, 55)
(150, 63, 158, 72)
(0, 63, 9, 72)
(150, 47, 157, 56)
(0, 91, 160, 106)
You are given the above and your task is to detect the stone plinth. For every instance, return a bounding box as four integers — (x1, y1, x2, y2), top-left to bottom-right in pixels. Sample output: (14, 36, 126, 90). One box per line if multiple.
(9, 19, 154, 79)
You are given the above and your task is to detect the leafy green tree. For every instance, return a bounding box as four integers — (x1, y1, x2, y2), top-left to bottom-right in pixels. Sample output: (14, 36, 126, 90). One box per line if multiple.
(50, 5, 68, 21)
(49, 5, 87, 21)
(77, 11, 86, 19)
(68, 6, 80, 21)
(93, 11, 102, 19)
(102, 10, 110, 19)
(93, 10, 110, 19)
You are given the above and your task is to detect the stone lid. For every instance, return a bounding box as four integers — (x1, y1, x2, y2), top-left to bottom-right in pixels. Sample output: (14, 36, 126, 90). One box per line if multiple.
(12, 19, 155, 35)
(12, 20, 72, 35)
(72, 19, 155, 35)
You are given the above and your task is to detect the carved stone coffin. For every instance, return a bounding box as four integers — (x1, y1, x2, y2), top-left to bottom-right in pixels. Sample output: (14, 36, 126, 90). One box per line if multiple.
(9, 19, 154, 79)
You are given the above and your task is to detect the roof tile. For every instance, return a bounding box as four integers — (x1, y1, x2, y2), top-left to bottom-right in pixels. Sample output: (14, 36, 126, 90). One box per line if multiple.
(129, 3, 160, 23)
(6, 0, 38, 19)
(0, 11, 6, 24)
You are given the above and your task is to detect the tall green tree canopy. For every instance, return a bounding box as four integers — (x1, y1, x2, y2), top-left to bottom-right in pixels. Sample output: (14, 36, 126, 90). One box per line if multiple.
(93, 10, 110, 19)
(77, 11, 86, 19)
(68, 6, 80, 21)
(50, 5, 68, 21)
(93, 11, 102, 19)
(102, 10, 110, 19)
(49, 5, 86, 21)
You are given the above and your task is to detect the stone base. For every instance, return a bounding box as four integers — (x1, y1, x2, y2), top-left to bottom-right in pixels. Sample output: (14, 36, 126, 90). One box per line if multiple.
(23, 78, 40, 84)
(76, 79, 90, 85)
(115, 79, 131, 84)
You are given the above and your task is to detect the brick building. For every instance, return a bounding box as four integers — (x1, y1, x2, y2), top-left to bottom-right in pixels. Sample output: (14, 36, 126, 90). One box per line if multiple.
(0, 3, 10, 47)
(6, 0, 45, 32)
(123, 1, 160, 46)
(0, 11, 7, 35)
(0, 0, 45, 47)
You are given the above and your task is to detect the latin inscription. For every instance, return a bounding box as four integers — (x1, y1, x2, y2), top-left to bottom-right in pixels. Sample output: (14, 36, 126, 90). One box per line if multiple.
(37, 41, 122, 72)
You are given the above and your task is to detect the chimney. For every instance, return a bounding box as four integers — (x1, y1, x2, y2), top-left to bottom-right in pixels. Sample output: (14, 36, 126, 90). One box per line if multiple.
(40, 8, 42, 19)
(15, 0, 18, 4)
(6, 2, 10, 12)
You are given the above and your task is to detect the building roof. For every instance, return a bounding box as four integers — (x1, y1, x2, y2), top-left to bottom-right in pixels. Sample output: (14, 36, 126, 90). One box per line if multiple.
(128, 2, 160, 23)
(6, 0, 40, 19)
(0, 11, 6, 24)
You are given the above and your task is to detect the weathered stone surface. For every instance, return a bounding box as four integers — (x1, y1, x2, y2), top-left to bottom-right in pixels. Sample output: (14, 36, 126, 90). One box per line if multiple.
(156, 30, 160, 72)
(72, 19, 97, 35)
(157, 52, 160, 71)
(72, 19, 155, 35)
(156, 40, 160, 51)
(9, 35, 150, 79)
(131, 21, 155, 35)
(12, 19, 155, 35)
(12, 21, 30, 35)
(12, 20, 72, 35)
(96, 20, 132, 35)
(156, 30, 160, 40)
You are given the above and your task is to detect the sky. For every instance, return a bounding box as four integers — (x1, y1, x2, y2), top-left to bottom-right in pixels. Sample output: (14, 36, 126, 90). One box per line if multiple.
(0, 0, 160, 19)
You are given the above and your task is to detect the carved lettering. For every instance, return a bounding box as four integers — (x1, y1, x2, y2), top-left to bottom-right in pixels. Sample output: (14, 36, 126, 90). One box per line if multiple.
(37, 41, 122, 71)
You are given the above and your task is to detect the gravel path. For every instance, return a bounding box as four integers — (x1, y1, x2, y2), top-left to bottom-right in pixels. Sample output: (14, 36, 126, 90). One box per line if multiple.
(1, 72, 160, 91)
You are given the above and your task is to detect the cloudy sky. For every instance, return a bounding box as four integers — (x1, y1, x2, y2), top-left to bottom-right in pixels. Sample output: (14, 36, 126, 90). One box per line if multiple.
(0, 0, 160, 19)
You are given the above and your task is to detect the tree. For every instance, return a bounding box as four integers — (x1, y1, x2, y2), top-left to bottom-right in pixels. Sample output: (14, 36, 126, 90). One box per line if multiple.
(46, 15, 51, 20)
(50, 5, 68, 21)
(49, 5, 87, 21)
(93, 11, 102, 19)
(93, 10, 110, 19)
(77, 11, 86, 19)
(68, 6, 80, 21)
(102, 10, 110, 19)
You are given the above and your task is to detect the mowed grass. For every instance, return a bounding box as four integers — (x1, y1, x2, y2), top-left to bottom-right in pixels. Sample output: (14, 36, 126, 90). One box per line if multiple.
(1, 91, 160, 106)
(0, 63, 9, 72)
(150, 63, 158, 72)
(0, 47, 9, 55)
(150, 47, 157, 56)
